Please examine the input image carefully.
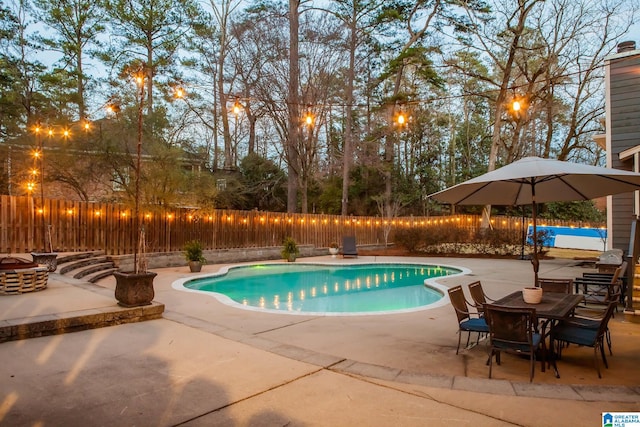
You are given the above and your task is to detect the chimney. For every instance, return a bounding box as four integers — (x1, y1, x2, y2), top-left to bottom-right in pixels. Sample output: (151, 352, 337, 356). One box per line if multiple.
(617, 41, 636, 53)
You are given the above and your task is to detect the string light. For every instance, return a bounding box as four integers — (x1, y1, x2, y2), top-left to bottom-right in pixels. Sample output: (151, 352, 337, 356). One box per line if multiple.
(232, 100, 242, 116)
(304, 108, 314, 126)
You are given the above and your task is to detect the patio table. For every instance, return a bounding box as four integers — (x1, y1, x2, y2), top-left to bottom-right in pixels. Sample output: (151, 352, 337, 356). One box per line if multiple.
(493, 291, 584, 320)
(492, 291, 584, 378)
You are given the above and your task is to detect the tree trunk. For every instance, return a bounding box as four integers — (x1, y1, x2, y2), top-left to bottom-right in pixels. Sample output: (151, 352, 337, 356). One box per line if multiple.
(77, 49, 85, 120)
(287, 0, 300, 213)
(341, 15, 357, 217)
(217, 29, 233, 170)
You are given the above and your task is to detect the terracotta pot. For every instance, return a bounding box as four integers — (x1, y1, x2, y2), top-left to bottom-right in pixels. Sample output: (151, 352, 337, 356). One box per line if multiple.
(522, 287, 543, 304)
(188, 261, 202, 272)
(114, 270, 157, 307)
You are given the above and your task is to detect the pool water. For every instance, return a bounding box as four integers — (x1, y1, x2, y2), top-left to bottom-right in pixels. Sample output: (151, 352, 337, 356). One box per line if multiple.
(182, 263, 461, 314)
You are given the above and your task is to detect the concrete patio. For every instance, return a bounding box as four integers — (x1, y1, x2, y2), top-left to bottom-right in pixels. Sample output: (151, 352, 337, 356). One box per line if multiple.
(1, 254, 639, 426)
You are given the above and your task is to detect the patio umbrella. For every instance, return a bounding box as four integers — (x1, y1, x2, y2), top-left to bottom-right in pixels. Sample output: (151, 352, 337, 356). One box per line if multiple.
(428, 156, 640, 284)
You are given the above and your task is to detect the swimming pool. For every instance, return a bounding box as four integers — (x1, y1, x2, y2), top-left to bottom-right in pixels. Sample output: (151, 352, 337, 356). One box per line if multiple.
(174, 262, 467, 315)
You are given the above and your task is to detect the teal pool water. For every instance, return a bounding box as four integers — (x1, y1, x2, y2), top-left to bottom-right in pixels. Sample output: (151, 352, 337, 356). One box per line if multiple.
(183, 263, 461, 314)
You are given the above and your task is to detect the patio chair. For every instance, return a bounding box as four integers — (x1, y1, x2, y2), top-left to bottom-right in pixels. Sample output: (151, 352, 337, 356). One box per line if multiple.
(484, 304, 544, 382)
(537, 278, 572, 294)
(582, 261, 627, 281)
(447, 285, 489, 355)
(551, 301, 617, 378)
(467, 281, 495, 317)
(573, 265, 623, 309)
(341, 236, 358, 258)
(562, 306, 614, 356)
(536, 278, 573, 337)
(582, 261, 628, 305)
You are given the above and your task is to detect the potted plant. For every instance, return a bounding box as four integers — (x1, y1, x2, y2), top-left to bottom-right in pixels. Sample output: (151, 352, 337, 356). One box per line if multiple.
(113, 225, 157, 307)
(329, 242, 339, 257)
(281, 237, 299, 262)
(184, 240, 206, 272)
(113, 63, 156, 307)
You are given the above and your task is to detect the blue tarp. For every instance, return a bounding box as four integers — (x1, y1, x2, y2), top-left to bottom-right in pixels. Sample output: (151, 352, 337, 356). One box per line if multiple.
(526, 226, 607, 247)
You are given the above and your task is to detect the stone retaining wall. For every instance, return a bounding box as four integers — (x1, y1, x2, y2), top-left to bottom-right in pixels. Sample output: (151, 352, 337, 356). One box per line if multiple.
(109, 245, 328, 272)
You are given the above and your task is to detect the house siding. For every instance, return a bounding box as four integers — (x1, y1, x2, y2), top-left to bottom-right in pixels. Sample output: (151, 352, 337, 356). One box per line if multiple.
(609, 52, 640, 251)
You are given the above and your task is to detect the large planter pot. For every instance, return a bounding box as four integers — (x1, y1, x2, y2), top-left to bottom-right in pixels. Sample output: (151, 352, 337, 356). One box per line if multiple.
(188, 261, 202, 273)
(329, 247, 339, 258)
(31, 252, 58, 272)
(114, 270, 157, 307)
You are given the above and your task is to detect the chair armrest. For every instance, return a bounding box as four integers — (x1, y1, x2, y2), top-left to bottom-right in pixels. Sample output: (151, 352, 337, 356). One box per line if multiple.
(573, 278, 613, 294)
(582, 273, 614, 280)
(573, 277, 614, 284)
(451, 303, 483, 318)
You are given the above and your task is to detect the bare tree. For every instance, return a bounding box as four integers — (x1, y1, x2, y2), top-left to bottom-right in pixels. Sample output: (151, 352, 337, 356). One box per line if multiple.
(209, 0, 243, 171)
(287, 0, 301, 212)
(328, 0, 383, 216)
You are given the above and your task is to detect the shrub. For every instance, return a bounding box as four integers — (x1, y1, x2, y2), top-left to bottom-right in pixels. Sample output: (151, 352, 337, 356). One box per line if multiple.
(281, 237, 299, 259)
(394, 228, 424, 252)
(183, 240, 206, 263)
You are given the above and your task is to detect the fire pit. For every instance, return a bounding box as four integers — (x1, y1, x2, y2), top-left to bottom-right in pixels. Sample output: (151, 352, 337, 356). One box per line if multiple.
(0, 257, 48, 295)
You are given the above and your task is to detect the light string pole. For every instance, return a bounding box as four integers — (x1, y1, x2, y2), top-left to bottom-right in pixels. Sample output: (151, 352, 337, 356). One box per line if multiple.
(31, 121, 91, 254)
(33, 124, 50, 252)
(134, 66, 146, 274)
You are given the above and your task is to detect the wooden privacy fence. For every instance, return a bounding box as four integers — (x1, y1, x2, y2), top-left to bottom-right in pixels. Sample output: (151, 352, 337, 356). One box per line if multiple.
(0, 195, 605, 255)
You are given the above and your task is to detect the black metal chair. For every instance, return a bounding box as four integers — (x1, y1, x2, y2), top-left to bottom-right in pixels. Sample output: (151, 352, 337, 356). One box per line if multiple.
(484, 304, 544, 382)
(550, 301, 617, 378)
(581, 261, 627, 305)
(447, 285, 489, 354)
(573, 265, 623, 309)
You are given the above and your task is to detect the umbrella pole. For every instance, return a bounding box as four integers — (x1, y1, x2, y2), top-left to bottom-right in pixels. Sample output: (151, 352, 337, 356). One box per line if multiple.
(520, 205, 526, 260)
(531, 186, 540, 286)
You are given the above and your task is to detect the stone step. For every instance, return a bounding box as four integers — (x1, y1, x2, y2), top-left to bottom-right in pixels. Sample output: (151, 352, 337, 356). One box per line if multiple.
(59, 256, 110, 274)
(72, 262, 116, 279)
(0, 302, 164, 343)
(56, 251, 105, 266)
(84, 268, 119, 284)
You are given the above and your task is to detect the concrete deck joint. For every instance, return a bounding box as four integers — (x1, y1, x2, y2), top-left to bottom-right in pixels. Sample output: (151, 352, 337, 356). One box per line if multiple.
(162, 309, 640, 403)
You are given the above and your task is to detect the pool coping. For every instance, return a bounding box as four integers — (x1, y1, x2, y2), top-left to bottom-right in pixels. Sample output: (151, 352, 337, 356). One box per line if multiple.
(171, 260, 472, 316)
